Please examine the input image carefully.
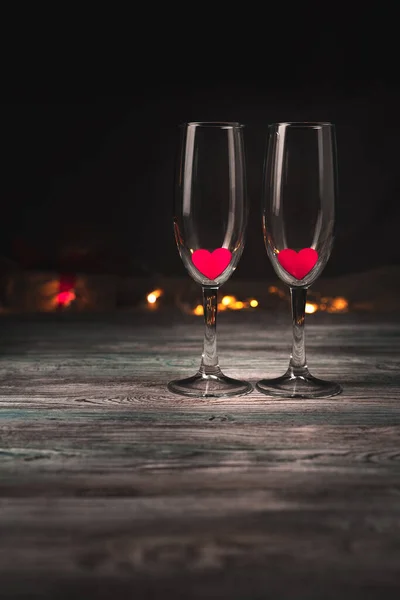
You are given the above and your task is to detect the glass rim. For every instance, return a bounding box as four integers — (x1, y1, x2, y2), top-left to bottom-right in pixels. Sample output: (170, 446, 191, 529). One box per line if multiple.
(270, 122, 333, 128)
(181, 121, 245, 129)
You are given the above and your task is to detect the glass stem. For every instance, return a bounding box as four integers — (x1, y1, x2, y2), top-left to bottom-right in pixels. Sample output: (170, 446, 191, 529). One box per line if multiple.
(288, 287, 309, 377)
(199, 287, 221, 376)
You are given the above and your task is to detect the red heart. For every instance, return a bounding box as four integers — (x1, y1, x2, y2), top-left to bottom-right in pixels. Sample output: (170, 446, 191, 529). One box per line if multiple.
(192, 248, 232, 280)
(277, 248, 318, 279)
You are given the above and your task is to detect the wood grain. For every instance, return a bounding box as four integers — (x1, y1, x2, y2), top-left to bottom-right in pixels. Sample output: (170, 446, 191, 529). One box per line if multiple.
(1, 310, 400, 599)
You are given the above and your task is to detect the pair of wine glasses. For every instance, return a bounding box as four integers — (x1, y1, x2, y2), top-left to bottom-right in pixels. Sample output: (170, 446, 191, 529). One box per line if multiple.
(168, 121, 342, 399)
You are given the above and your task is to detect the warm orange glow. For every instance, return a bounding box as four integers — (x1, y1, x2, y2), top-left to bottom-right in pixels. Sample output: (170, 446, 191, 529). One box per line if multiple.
(231, 301, 245, 310)
(193, 304, 203, 316)
(56, 291, 76, 307)
(221, 295, 236, 306)
(194, 297, 256, 314)
(305, 302, 318, 314)
(305, 296, 349, 314)
(187, 290, 348, 316)
(327, 297, 349, 313)
(147, 289, 163, 304)
(268, 285, 286, 299)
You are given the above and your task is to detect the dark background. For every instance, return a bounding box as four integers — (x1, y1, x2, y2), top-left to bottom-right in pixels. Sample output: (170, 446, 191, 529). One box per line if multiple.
(1, 54, 399, 283)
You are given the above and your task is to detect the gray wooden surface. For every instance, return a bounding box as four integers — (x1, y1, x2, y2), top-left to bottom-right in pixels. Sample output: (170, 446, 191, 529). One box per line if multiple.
(1, 309, 400, 599)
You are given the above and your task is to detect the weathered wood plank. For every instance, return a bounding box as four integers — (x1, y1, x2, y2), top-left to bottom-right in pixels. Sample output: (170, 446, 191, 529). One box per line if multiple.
(1, 311, 400, 598)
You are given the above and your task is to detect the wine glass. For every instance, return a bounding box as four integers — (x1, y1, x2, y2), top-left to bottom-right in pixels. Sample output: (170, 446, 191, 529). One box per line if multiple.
(256, 122, 342, 398)
(168, 122, 252, 397)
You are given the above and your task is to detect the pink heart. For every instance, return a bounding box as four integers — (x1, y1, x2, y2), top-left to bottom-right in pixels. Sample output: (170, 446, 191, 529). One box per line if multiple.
(277, 248, 318, 279)
(192, 248, 232, 280)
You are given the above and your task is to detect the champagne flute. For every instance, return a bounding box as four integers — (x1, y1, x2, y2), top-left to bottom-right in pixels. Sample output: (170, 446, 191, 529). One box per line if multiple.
(168, 122, 252, 397)
(256, 122, 342, 398)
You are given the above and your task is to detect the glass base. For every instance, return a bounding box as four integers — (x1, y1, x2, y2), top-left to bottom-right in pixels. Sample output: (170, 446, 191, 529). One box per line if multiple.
(256, 370, 342, 399)
(168, 371, 253, 398)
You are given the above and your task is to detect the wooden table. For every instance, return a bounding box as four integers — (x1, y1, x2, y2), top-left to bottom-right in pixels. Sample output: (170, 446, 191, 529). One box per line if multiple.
(1, 309, 400, 599)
